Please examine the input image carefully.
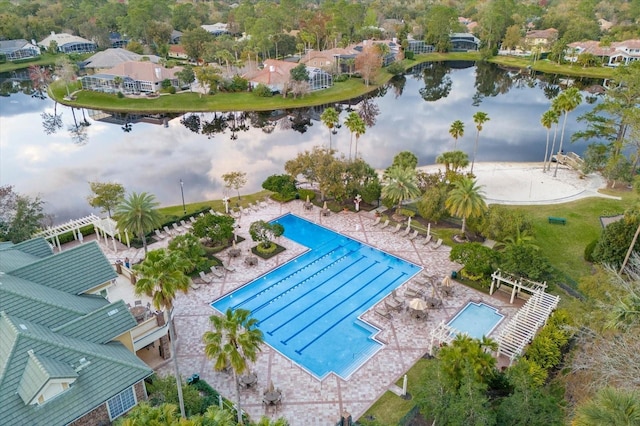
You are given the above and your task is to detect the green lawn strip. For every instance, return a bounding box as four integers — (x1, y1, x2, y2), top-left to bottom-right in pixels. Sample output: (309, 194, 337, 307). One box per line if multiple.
(358, 358, 430, 425)
(0, 53, 93, 73)
(157, 190, 272, 218)
(487, 57, 614, 79)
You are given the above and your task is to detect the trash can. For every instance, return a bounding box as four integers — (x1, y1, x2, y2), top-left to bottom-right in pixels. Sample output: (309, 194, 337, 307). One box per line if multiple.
(451, 271, 458, 279)
(187, 374, 199, 385)
(295, 192, 300, 200)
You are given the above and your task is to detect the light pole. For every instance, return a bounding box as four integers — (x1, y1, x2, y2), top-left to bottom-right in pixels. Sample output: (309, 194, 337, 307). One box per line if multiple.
(180, 179, 186, 215)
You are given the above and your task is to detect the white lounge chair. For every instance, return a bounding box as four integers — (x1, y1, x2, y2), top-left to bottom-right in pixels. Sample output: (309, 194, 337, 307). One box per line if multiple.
(374, 306, 392, 320)
(372, 216, 381, 226)
(421, 234, 433, 246)
(400, 226, 411, 237)
(210, 266, 224, 278)
(189, 216, 197, 223)
(190, 282, 201, 291)
(379, 220, 390, 229)
(390, 223, 402, 233)
(172, 223, 183, 233)
(198, 271, 211, 283)
(407, 230, 419, 240)
(432, 238, 443, 250)
(154, 229, 166, 240)
(221, 261, 236, 272)
(163, 226, 173, 236)
(181, 220, 192, 229)
(209, 209, 216, 215)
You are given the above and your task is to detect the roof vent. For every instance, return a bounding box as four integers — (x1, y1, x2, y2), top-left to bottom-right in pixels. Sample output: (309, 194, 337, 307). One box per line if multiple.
(74, 357, 91, 372)
(19, 324, 27, 330)
(269, 65, 275, 72)
(107, 308, 119, 316)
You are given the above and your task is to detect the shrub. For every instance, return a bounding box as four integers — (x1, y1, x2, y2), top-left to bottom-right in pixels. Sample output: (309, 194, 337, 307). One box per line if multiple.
(262, 174, 296, 196)
(253, 83, 273, 97)
(386, 61, 405, 76)
(297, 188, 315, 201)
(168, 86, 176, 94)
(404, 51, 415, 60)
(584, 239, 598, 262)
(333, 74, 349, 82)
(117, 91, 124, 98)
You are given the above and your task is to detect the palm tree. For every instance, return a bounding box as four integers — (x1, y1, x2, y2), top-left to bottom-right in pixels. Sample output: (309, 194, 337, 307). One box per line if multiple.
(320, 107, 339, 150)
(540, 109, 559, 172)
(344, 111, 366, 161)
(115, 192, 162, 256)
(445, 177, 487, 236)
(253, 416, 290, 426)
(552, 87, 583, 177)
(203, 308, 264, 425)
(436, 150, 470, 174)
(573, 387, 640, 426)
(449, 119, 465, 149)
(382, 166, 421, 213)
(134, 249, 192, 419)
(471, 112, 490, 174)
(199, 405, 236, 425)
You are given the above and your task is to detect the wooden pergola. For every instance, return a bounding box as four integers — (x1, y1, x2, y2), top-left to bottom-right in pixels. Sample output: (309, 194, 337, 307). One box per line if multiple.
(34, 214, 129, 252)
(497, 289, 560, 364)
(490, 269, 547, 304)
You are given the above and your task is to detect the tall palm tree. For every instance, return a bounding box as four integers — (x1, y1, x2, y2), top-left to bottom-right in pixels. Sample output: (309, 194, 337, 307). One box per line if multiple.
(115, 192, 162, 255)
(445, 177, 487, 236)
(134, 249, 192, 419)
(320, 107, 339, 150)
(471, 112, 490, 174)
(449, 119, 465, 150)
(552, 87, 583, 177)
(540, 109, 559, 172)
(573, 387, 640, 426)
(382, 166, 421, 213)
(344, 111, 366, 161)
(203, 308, 264, 425)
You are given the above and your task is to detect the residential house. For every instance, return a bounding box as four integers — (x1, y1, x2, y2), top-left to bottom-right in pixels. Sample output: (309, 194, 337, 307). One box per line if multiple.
(353, 39, 400, 66)
(168, 45, 189, 61)
(201, 23, 229, 36)
(109, 32, 129, 49)
(566, 39, 640, 66)
(82, 48, 161, 73)
(299, 47, 358, 73)
(81, 61, 183, 94)
(0, 39, 41, 61)
(406, 39, 434, 55)
(523, 28, 558, 50)
(0, 238, 154, 426)
(244, 59, 332, 92)
(171, 30, 183, 45)
(458, 17, 478, 32)
(39, 32, 96, 54)
(450, 33, 480, 51)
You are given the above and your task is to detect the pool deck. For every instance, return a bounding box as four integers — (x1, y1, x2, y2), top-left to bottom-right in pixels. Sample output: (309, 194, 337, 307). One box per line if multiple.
(90, 201, 523, 425)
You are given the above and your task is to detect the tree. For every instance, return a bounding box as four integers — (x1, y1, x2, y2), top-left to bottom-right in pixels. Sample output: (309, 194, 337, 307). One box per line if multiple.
(191, 214, 235, 247)
(573, 387, 640, 426)
(320, 107, 339, 150)
(134, 248, 192, 419)
(262, 174, 296, 197)
(436, 150, 469, 175)
(471, 111, 490, 174)
(344, 111, 366, 161)
(145, 375, 205, 418)
(382, 166, 421, 213)
(289, 63, 309, 82)
(249, 220, 284, 249)
(449, 119, 465, 149)
(115, 192, 162, 255)
(479, 205, 532, 242)
(167, 233, 207, 275)
(424, 5, 457, 52)
(446, 178, 487, 237)
(176, 65, 195, 90)
(540, 109, 559, 172)
(502, 24, 522, 51)
(87, 181, 125, 217)
(203, 308, 264, 425)
(355, 45, 382, 86)
(388, 151, 418, 171)
(552, 87, 583, 177)
(0, 187, 45, 243)
(449, 243, 498, 281)
(284, 146, 338, 201)
(500, 244, 553, 281)
(222, 171, 247, 200)
(195, 66, 222, 96)
(55, 56, 77, 98)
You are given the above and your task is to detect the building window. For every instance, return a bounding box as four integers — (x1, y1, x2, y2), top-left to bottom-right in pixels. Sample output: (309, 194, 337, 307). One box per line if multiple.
(107, 386, 136, 420)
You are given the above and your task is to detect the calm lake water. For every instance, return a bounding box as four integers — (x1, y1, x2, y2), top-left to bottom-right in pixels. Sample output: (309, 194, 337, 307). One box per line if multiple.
(0, 62, 603, 223)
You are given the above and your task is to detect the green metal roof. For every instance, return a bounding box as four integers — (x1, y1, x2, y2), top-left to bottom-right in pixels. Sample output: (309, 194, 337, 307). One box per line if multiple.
(53, 300, 137, 344)
(10, 242, 117, 295)
(9, 238, 53, 258)
(17, 351, 79, 405)
(0, 275, 108, 329)
(0, 313, 152, 426)
(0, 251, 42, 273)
(0, 238, 53, 273)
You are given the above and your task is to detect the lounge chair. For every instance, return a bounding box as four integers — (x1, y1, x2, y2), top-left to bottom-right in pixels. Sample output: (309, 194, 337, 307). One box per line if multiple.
(374, 306, 392, 320)
(400, 226, 411, 237)
(379, 219, 390, 229)
(251, 203, 260, 212)
(221, 261, 236, 272)
(421, 234, 433, 245)
(199, 271, 212, 283)
(432, 238, 443, 250)
(385, 298, 403, 312)
(372, 216, 381, 226)
(209, 266, 224, 278)
(172, 222, 183, 233)
(189, 216, 197, 223)
(154, 229, 166, 240)
(391, 289, 403, 304)
(407, 230, 419, 240)
(181, 220, 192, 229)
(163, 226, 173, 236)
(190, 282, 201, 291)
(390, 223, 402, 234)
(209, 209, 216, 215)
(405, 285, 425, 298)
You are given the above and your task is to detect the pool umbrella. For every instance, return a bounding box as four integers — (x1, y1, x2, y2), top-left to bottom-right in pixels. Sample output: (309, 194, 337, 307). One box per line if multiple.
(409, 298, 427, 311)
(323, 201, 327, 210)
(268, 380, 275, 392)
(232, 239, 236, 248)
(306, 194, 310, 203)
(407, 217, 412, 227)
(442, 276, 452, 287)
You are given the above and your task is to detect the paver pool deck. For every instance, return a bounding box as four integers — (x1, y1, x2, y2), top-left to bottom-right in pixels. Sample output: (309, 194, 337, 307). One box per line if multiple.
(151, 201, 521, 425)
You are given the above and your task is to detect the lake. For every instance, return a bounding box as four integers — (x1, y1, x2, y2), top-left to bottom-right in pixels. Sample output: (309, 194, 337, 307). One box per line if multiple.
(0, 62, 603, 223)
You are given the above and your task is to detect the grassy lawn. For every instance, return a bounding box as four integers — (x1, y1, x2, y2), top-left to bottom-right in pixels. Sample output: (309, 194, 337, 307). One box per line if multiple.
(0, 53, 93, 73)
(358, 358, 430, 425)
(157, 190, 271, 218)
(488, 56, 615, 79)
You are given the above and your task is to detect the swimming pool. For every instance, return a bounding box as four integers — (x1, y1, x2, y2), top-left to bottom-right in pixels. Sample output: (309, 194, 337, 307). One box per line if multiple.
(211, 214, 420, 379)
(447, 302, 504, 339)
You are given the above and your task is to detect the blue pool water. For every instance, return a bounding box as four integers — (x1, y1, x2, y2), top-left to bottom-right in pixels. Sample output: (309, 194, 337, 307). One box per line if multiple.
(447, 302, 504, 339)
(211, 214, 420, 379)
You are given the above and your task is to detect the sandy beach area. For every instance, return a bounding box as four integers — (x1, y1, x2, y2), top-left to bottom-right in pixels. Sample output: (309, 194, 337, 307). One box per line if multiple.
(418, 162, 620, 205)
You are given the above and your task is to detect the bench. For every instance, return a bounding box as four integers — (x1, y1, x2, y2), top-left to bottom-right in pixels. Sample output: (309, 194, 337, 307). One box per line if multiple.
(548, 217, 567, 225)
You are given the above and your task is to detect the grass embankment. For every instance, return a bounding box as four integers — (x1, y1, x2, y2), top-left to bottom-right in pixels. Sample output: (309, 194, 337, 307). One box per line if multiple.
(488, 56, 615, 79)
(0, 53, 92, 73)
(156, 190, 271, 218)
